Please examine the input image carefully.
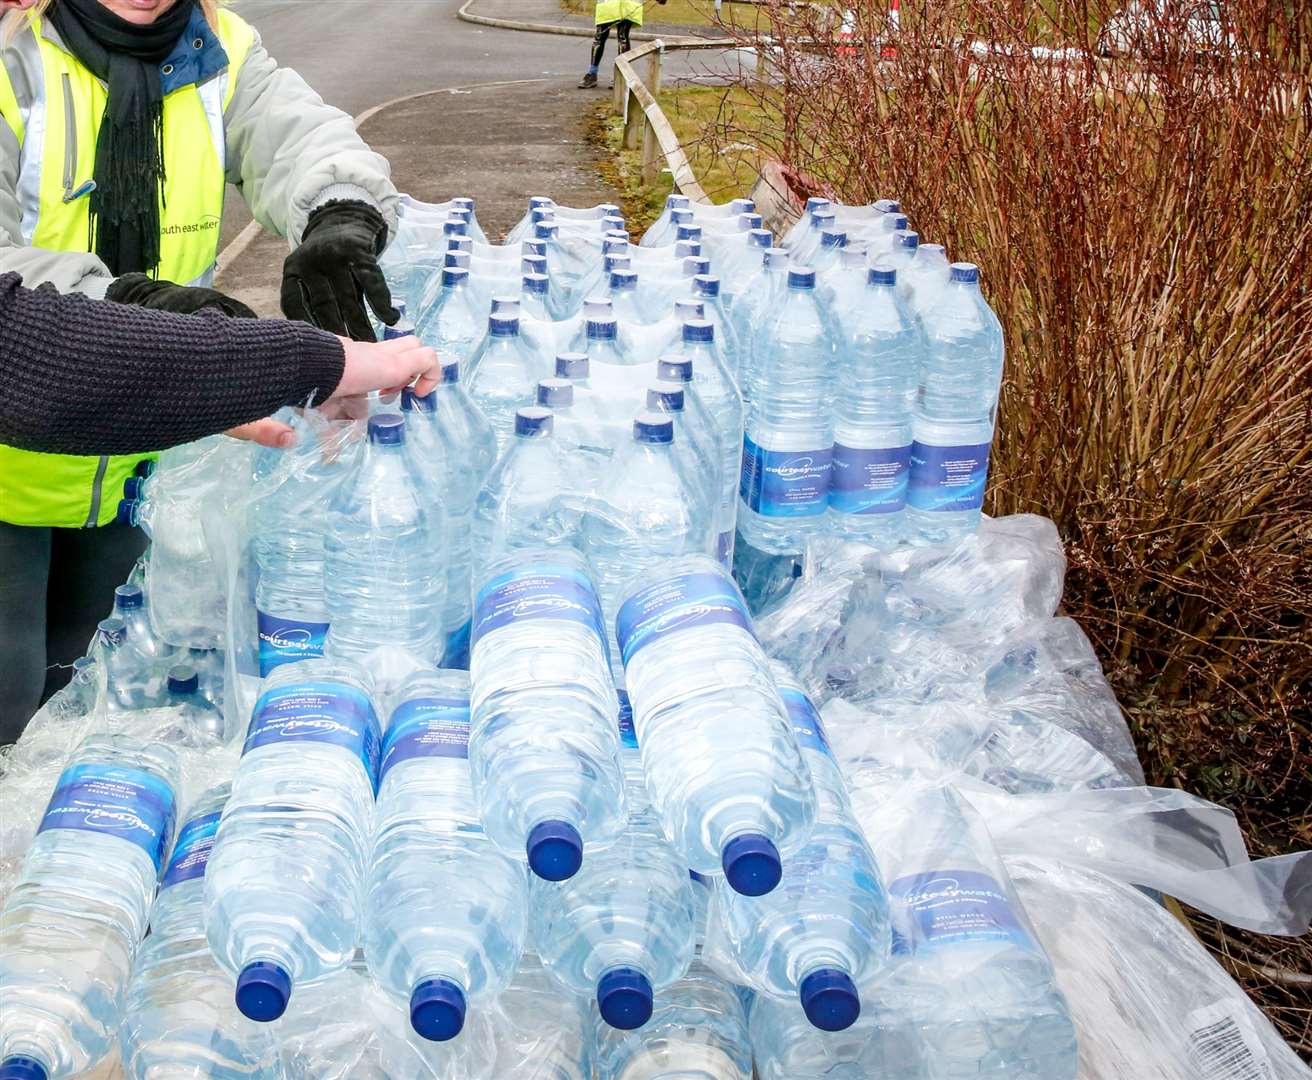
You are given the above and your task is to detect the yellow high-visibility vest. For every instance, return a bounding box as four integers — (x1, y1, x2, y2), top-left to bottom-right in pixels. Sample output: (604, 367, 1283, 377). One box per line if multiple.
(595, 0, 644, 27)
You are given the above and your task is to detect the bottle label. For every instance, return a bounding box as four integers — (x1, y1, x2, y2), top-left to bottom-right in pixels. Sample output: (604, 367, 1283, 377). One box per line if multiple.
(440, 619, 472, 671)
(37, 763, 176, 872)
(617, 688, 638, 750)
(379, 695, 471, 782)
(245, 681, 382, 793)
(616, 571, 754, 667)
(256, 610, 329, 677)
(907, 442, 991, 513)
(779, 686, 830, 756)
(888, 869, 1032, 955)
(160, 810, 221, 888)
(471, 565, 607, 648)
(828, 443, 911, 515)
(715, 529, 735, 567)
(739, 435, 833, 518)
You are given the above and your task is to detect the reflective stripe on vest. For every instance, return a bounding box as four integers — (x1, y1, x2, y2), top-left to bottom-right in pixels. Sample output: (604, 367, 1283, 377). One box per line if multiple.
(0, 11, 254, 528)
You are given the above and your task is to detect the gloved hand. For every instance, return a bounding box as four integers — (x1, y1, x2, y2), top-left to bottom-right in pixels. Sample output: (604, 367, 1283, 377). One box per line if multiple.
(281, 199, 398, 341)
(106, 273, 256, 318)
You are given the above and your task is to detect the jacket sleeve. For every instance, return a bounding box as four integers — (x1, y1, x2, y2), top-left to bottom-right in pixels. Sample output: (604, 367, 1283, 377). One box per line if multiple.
(221, 24, 399, 248)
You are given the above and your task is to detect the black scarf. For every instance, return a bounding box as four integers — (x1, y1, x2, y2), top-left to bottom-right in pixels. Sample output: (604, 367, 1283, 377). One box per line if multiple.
(47, 0, 197, 276)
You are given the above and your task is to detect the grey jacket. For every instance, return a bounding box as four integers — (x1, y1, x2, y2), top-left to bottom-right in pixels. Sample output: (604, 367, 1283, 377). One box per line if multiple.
(0, 9, 397, 296)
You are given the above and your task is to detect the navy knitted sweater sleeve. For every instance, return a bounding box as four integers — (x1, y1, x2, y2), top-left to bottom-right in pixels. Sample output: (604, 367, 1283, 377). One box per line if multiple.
(0, 272, 345, 456)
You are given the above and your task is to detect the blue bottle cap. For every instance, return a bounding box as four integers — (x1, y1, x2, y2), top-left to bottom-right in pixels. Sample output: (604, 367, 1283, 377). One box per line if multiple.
(537, 379, 574, 408)
(368, 414, 407, 446)
(606, 229, 631, 243)
(895, 229, 919, 250)
(529, 195, 554, 208)
(950, 262, 980, 283)
(603, 214, 627, 230)
(534, 223, 559, 239)
(682, 257, 710, 278)
(674, 239, 702, 259)
(514, 407, 554, 438)
(523, 239, 547, 256)
(670, 207, 694, 225)
(442, 267, 470, 287)
(449, 211, 472, 226)
(667, 193, 691, 209)
(122, 475, 143, 501)
(821, 230, 847, 248)
(805, 196, 831, 212)
(522, 255, 548, 274)
(443, 220, 467, 236)
(453, 196, 475, 210)
(800, 968, 861, 1032)
(134, 458, 156, 478)
(721, 833, 782, 896)
(788, 268, 817, 290)
(599, 203, 621, 216)
(114, 583, 144, 610)
(676, 224, 702, 241)
(657, 355, 693, 382)
(444, 252, 470, 270)
(732, 197, 756, 213)
(556, 352, 590, 379)
(888, 214, 909, 230)
(812, 210, 836, 226)
(440, 362, 460, 385)
(647, 384, 685, 412)
(526, 819, 582, 880)
(166, 665, 199, 695)
(0, 1056, 48, 1080)
(874, 197, 901, 213)
(745, 212, 764, 227)
(236, 961, 292, 1022)
(692, 274, 720, 297)
(681, 319, 714, 344)
(586, 318, 618, 342)
(633, 412, 674, 445)
(610, 269, 638, 290)
(523, 273, 550, 296)
(448, 236, 473, 253)
(749, 228, 772, 248)
(605, 254, 632, 273)
(410, 977, 467, 1041)
(97, 617, 126, 647)
(531, 207, 554, 223)
(604, 237, 628, 256)
(596, 967, 654, 1030)
(115, 498, 138, 527)
(401, 387, 437, 413)
(763, 249, 790, 269)
(489, 313, 520, 337)
(868, 265, 897, 287)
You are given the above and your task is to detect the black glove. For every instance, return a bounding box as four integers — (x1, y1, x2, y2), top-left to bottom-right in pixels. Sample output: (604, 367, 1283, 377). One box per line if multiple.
(281, 199, 398, 341)
(106, 273, 256, 319)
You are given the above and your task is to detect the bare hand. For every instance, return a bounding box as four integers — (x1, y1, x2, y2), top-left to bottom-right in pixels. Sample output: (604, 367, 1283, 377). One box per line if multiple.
(225, 416, 296, 448)
(331, 334, 442, 400)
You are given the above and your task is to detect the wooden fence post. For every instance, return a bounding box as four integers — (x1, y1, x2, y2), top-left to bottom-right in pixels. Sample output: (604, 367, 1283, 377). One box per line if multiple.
(622, 85, 643, 149)
(640, 116, 660, 186)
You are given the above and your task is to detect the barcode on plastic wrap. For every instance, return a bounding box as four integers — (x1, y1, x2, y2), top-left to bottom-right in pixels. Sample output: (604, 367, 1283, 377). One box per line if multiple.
(1185, 1003, 1275, 1080)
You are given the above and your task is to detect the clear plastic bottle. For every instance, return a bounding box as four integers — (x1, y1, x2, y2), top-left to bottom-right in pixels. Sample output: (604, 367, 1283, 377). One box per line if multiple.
(468, 548, 624, 881)
(900, 243, 952, 325)
(204, 659, 381, 1022)
(468, 313, 549, 453)
(119, 784, 281, 1080)
(810, 230, 849, 276)
(561, 297, 613, 354)
(366, 671, 528, 1042)
(827, 266, 923, 548)
(907, 264, 1005, 544)
(321, 414, 444, 664)
(782, 197, 831, 252)
(488, 952, 592, 1079)
(0, 735, 179, 1079)
(529, 701, 695, 1031)
(614, 557, 815, 894)
(730, 248, 791, 409)
(639, 193, 692, 249)
(92, 616, 160, 711)
(608, 268, 659, 326)
(164, 664, 225, 743)
(644, 382, 718, 538)
(738, 268, 839, 555)
(111, 583, 176, 663)
(710, 667, 891, 1031)
(415, 267, 482, 373)
(719, 228, 773, 302)
(687, 276, 741, 380)
(822, 247, 872, 333)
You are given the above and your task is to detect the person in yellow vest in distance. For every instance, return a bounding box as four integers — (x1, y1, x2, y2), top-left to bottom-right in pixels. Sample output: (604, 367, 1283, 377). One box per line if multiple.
(0, 0, 403, 721)
(577, 0, 663, 88)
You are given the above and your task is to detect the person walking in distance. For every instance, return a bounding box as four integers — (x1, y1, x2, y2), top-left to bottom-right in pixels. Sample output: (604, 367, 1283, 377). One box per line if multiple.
(578, 0, 661, 88)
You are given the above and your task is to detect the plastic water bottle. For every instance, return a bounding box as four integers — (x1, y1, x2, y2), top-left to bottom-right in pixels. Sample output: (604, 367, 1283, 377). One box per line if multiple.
(782, 197, 831, 251)
(827, 266, 922, 547)
(687, 276, 741, 379)
(900, 243, 951, 324)
(468, 313, 549, 452)
(640, 193, 692, 248)
(322, 414, 443, 664)
(164, 665, 225, 742)
(0, 735, 179, 1079)
(471, 408, 580, 583)
(608, 268, 658, 326)
(794, 209, 836, 266)
(739, 268, 839, 555)
(112, 583, 176, 662)
(581, 314, 629, 372)
(907, 264, 1005, 544)
(719, 228, 772, 300)
(644, 383, 718, 537)
(614, 557, 815, 894)
(366, 671, 528, 1042)
(582, 413, 710, 654)
(529, 698, 695, 1030)
(560, 297, 612, 354)
(822, 248, 872, 332)
(811, 230, 849, 275)
(93, 617, 160, 711)
(676, 322, 745, 564)
(488, 952, 592, 1079)
(119, 784, 281, 1080)
(468, 548, 625, 880)
(730, 248, 791, 408)
(416, 267, 482, 372)
(591, 961, 754, 1079)
(204, 659, 381, 1022)
(710, 667, 890, 1032)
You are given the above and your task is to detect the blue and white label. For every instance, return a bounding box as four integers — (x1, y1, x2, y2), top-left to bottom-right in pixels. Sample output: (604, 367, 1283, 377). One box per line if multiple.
(37, 764, 176, 871)
(739, 435, 833, 518)
(617, 689, 638, 750)
(828, 443, 910, 515)
(907, 442, 991, 513)
(716, 529, 735, 567)
(471, 565, 606, 648)
(441, 620, 472, 671)
(779, 687, 830, 756)
(616, 571, 754, 667)
(379, 695, 471, 782)
(889, 869, 1032, 955)
(161, 810, 221, 888)
(245, 681, 382, 792)
(256, 609, 328, 677)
